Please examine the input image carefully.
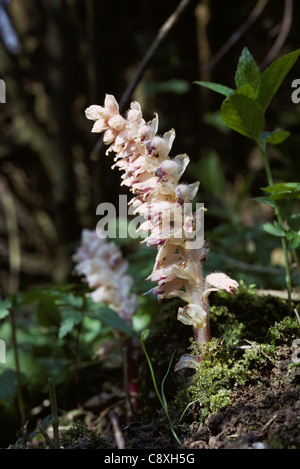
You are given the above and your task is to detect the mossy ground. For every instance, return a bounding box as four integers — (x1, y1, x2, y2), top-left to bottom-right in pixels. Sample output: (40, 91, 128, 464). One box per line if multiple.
(9, 285, 300, 449)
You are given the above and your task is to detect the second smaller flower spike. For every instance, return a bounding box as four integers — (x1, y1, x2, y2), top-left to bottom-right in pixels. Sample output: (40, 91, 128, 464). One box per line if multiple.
(72, 228, 138, 325)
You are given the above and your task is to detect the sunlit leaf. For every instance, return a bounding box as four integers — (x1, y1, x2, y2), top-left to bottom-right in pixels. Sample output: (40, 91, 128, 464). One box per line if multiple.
(235, 47, 260, 96)
(220, 93, 264, 142)
(194, 81, 234, 97)
(257, 49, 300, 111)
(263, 221, 285, 237)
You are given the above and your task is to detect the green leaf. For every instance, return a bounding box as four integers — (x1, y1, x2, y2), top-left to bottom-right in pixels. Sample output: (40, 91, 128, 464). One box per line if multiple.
(220, 93, 265, 142)
(58, 310, 83, 339)
(87, 303, 134, 336)
(263, 182, 300, 193)
(194, 81, 234, 97)
(286, 230, 300, 249)
(0, 298, 11, 320)
(262, 130, 290, 145)
(258, 49, 300, 111)
(252, 196, 276, 209)
(235, 47, 260, 96)
(262, 182, 300, 201)
(263, 221, 285, 237)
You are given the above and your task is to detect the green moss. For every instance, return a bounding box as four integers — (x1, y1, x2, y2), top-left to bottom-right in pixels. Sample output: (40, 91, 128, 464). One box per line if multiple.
(60, 420, 108, 449)
(267, 316, 300, 346)
(209, 282, 292, 346)
(175, 337, 277, 422)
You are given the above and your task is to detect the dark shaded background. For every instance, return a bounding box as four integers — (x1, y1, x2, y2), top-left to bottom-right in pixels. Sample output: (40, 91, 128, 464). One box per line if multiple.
(0, 0, 300, 294)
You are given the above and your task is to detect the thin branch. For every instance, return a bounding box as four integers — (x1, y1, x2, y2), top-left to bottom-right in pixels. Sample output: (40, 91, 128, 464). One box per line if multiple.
(259, 0, 293, 70)
(201, 0, 269, 76)
(90, 0, 193, 160)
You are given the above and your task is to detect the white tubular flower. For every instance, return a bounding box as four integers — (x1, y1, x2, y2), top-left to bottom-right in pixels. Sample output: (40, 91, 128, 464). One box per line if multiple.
(85, 95, 239, 370)
(177, 303, 207, 329)
(72, 229, 138, 325)
(203, 273, 239, 301)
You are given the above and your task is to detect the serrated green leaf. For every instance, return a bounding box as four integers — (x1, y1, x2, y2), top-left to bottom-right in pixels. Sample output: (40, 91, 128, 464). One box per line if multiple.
(220, 93, 265, 142)
(258, 49, 300, 111)
(58, 311, 83, 339)
(262, 130, 290, 145)
(235, 47, 260, 96)
(263, 222, 285, 237)
(194, 81, 234, 97)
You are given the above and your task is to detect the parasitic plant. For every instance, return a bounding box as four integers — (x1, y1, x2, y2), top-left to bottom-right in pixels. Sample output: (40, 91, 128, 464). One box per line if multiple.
(72, 228, 139, 404)
(85, 95, 238, 370)
(72, 228, 138, 326)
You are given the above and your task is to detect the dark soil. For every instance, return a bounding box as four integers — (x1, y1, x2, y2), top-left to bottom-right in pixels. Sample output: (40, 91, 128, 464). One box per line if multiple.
(120, 345, 300, 450)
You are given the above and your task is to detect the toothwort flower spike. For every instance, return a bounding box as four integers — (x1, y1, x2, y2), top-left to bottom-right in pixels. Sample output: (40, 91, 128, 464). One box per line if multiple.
(72, 228, 138, 325)
(85, 94, 238, 370)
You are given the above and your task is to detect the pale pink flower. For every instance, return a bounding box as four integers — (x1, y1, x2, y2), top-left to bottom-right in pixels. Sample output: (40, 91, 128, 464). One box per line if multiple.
(73, 229, 138, 324)
(85, 95, 239, 369)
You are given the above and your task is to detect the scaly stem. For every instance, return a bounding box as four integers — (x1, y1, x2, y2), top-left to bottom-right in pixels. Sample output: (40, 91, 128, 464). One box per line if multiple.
(185, 249, 210, 348)
(260, 144, 292, 309)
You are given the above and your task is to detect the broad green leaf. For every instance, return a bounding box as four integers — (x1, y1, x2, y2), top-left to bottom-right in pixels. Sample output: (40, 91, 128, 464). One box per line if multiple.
(258, 49, 300, 111)
(220, 93, 265, 142)
(0, 298, 11, 319)
(263, 221, 285, 237)
(252, 196, 276, 209)
(87, 303, 134, 336)
(262, 130, 290, 145)
(262, 182, 300, 201)
(235, 47, 260, 96)
(262, 182, 300, 193)
(194, 81, 234, 97)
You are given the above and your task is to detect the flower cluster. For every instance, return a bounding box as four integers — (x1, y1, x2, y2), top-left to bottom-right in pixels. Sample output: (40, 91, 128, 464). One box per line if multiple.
(72, 228, 138, 325)
(85, 94, 238, 368)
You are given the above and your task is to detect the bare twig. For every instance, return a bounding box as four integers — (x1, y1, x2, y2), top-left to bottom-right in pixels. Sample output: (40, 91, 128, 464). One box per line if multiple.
(201, 0, 269, 76)
(90, 0, 193, 160)
(259, 0, 293, 70)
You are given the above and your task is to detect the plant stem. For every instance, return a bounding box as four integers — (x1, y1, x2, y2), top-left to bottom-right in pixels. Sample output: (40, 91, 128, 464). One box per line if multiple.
(9, 306, 25, 427)
(260, 144, 292, 308)
(184, 249, 211, 348)
(48, 377, 60, 448)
